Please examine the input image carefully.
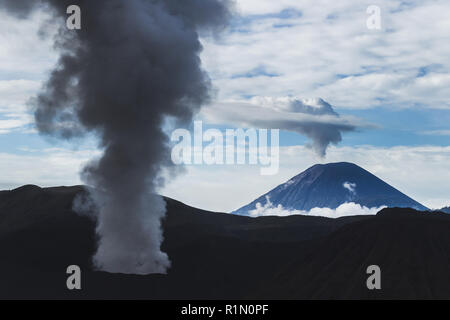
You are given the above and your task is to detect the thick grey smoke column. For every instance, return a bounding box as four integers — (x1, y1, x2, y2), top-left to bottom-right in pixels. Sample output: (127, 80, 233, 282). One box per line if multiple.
(1, 0, 233, 274)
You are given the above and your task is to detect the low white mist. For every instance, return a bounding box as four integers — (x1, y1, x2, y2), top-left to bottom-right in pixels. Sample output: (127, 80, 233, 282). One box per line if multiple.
(248, 196, 386, 218)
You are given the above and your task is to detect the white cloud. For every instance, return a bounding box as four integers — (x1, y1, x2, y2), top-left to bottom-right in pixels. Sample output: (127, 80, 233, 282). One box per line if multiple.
(0, 79, 41, 133)
(0, 113, 33, 134)
(420, 130, 450, 136)
(201, 0, 450, 109)
(0, 9, 56, 134)
(247, 196, 385, 218)
(343, 181, 356, 194)
(0, 10, 57, 78)
(0, 148, 99, 190)
(0, 79, 41, 112)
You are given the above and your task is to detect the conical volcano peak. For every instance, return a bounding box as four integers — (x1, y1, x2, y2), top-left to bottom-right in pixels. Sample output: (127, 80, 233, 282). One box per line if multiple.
(233, 162, 428, 215)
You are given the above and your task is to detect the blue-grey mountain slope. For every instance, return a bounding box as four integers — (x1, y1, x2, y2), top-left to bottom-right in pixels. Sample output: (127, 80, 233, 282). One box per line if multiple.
(233, 162, 428, 215)
(439, 207, 450, 214)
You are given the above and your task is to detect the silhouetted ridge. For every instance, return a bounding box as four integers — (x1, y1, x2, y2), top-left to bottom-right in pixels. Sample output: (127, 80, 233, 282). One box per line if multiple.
(1, 185, 448, 299)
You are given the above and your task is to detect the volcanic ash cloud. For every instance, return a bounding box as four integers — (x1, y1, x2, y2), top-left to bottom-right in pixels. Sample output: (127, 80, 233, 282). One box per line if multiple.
(1, 0, 233, 274)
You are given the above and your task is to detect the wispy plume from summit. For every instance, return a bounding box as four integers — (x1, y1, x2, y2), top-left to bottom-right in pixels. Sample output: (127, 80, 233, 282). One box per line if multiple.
(203, 97, 368, 157)
(0, 0, 234, 274)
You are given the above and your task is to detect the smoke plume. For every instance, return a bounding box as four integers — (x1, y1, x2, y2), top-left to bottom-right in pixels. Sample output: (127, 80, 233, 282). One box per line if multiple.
(1, 0, 233, 274)
(202, 97, 369, 157)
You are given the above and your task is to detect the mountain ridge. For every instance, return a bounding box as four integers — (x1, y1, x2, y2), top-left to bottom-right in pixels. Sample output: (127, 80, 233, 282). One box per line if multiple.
(438, 206, 450, 214)
(0, 184, 449, 299)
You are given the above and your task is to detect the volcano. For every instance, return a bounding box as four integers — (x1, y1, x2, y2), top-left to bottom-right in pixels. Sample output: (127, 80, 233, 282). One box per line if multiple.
(233, 162, 428, 215)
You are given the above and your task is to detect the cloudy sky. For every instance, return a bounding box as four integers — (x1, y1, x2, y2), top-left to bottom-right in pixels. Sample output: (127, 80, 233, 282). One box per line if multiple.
(1, 0, 450, 212)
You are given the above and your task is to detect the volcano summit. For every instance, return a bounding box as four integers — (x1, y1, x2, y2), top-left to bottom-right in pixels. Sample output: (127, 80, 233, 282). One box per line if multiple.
(233, 162, 428, 215)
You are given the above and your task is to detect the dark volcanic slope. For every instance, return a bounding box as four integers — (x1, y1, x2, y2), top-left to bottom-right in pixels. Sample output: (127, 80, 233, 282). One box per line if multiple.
(439, 206, 450, 214)
(0, 185, 449, 299)
(234, 162, 428, 215)
(257, 208, 450, 299)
